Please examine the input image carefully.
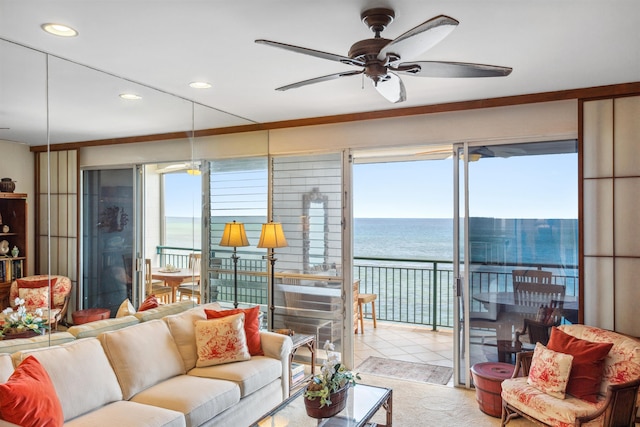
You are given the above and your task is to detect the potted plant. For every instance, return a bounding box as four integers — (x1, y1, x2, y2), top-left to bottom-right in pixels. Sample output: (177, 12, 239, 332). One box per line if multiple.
(1, 298, 48, 339)
(304, 341, 360, 418)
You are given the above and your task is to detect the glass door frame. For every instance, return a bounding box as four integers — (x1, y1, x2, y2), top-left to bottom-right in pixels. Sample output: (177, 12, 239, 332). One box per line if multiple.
(453, 142, 471, 387)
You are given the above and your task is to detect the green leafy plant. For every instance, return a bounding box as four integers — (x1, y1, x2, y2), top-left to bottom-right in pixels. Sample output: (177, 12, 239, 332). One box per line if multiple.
(1, 298, 48, 337)
(304, 341, 360, 408)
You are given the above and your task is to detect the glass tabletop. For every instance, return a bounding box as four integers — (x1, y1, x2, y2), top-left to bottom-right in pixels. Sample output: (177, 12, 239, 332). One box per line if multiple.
(252, 383, 391, 427)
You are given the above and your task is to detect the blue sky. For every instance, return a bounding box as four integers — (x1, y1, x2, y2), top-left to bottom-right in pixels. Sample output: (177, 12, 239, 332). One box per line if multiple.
(165, 152, 578, 219)
(354, 153, 577, 219)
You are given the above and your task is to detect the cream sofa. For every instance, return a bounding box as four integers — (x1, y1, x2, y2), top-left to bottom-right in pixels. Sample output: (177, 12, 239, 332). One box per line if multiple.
(0, 302, 293, 426)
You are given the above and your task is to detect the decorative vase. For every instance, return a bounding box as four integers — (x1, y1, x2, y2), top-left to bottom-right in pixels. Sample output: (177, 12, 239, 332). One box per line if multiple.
(0, 178, 15, 193)
(303, 385, 349, 419)
(11, 246, 19, 257)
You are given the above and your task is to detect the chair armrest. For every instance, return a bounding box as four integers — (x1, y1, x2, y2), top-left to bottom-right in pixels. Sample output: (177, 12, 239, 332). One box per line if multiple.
(512, 351, 534, 378)
(576, 378, 640, 426)
(260, 331, 294, 400)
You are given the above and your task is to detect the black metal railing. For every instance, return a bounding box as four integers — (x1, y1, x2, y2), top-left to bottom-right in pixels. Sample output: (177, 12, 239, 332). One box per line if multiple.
(156, 246, 578, 330)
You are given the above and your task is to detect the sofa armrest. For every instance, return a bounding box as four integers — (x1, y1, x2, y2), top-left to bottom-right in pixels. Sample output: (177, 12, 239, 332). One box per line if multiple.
(260, 331, 293, 400)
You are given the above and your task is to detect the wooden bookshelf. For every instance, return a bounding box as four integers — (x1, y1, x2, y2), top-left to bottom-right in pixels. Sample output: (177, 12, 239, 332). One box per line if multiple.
(0, 192, 27, 308)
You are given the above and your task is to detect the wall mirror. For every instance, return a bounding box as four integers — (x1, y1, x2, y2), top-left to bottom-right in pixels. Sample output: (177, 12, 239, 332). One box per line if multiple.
(302, 187, 329, 273)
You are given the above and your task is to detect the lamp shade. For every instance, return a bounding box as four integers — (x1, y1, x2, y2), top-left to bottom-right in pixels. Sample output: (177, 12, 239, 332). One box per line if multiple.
(257, 222, 288, 249)
(219, 221, 250, 247)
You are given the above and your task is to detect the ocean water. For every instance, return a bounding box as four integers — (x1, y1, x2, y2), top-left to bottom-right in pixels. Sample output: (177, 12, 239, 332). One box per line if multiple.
(166, 216, 577, 268)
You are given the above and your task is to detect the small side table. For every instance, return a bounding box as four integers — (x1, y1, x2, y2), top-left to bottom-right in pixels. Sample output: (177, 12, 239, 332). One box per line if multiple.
(288, 333, 316, 395)
(470, 361, 515, 417)
(72, 308, 110, 325)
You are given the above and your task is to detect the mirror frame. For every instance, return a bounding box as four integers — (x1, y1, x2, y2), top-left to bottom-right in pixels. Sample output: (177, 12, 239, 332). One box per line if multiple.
(302, 187, 329, 273)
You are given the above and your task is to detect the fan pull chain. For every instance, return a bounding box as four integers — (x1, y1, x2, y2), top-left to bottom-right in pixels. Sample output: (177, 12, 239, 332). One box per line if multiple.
(361, 73, 364, 89)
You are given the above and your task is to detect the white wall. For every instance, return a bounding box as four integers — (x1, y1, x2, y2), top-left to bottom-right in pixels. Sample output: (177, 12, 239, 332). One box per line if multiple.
(0, 140, 35, 275)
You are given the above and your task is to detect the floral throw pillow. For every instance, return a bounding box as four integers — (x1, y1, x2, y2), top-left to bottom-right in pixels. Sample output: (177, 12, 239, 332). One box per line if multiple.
(527, 342, 574, 399)
(18, 287, 49, 311)
(194, 313, 250, 368)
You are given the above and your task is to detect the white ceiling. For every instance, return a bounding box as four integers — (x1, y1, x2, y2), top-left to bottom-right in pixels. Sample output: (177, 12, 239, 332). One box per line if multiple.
(1, 0, 639, 146)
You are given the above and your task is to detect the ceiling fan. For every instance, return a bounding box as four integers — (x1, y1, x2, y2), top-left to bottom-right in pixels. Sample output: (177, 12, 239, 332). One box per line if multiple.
(256, 8, 512, 103)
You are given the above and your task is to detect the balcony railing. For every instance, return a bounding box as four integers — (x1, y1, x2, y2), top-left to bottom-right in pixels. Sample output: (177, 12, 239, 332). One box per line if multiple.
(156, 246, 578, 330)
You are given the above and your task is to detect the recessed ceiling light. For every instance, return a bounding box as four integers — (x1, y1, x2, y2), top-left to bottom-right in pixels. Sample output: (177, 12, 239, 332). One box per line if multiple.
(41, 23, 78, 37)
(119, 93, 142, 100)
(189, 81, 212, 89)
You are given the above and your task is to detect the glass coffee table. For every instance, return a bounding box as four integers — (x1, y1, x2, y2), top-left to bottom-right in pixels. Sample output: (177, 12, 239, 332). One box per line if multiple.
(251, 383, 392, 426)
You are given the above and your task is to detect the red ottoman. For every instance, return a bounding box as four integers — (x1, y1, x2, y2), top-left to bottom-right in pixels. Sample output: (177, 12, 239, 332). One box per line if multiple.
(72, 308, 110, 325)
(470, 362, 515, 417)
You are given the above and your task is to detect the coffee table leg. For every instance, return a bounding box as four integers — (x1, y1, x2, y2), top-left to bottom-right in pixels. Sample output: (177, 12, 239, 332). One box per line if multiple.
(379, 390, 392, 427)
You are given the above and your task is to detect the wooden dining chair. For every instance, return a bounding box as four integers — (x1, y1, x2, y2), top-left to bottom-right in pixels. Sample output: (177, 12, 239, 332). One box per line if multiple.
(512, 269, 564, 313)
(178, 253, 202, 303)
(145, 259, 173, 304)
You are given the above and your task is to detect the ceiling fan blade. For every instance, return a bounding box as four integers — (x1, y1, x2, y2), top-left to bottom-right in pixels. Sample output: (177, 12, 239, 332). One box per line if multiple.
(397, 61, 512, 78)
(378, 15, 458, 65)
(276, 70, 364, 91)
(374, 72, 406, 103)
(255, 39, 364, 67)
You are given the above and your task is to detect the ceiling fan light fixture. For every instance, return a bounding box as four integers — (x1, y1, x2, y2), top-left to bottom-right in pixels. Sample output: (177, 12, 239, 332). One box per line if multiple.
(119, 93, 142, 100)
(41, 23, 78, 37)
(189, 81, 212, 89)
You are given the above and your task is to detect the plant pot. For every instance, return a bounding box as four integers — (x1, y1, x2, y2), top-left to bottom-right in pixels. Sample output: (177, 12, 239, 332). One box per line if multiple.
(0, 178, 15, 193)
(304, 385, 349, 419)
(1, 330, 41, 340)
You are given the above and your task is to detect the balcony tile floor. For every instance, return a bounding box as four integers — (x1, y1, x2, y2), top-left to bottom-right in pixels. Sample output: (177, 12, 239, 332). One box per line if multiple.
(355, 319, 454, 385)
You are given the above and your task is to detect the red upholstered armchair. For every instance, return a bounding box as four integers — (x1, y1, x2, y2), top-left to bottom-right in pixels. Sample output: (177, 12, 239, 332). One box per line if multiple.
(9, 275, 72, 329)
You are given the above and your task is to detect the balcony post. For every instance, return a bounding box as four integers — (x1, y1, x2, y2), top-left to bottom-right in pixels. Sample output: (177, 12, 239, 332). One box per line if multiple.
(432, 261, 438, 331)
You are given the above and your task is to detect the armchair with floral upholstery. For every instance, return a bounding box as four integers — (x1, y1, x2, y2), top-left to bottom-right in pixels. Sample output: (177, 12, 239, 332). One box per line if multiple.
(501, 324, 640, 427)
(8, 275, 72, 329)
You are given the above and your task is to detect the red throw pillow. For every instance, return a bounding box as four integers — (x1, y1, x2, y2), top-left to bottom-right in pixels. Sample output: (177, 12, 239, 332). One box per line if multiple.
(0, 356, 64, 427)
(17, 277, 57, 289)
(547, 326, 614, 402)
(205, 306, 263, 356)
(138, 295, 159, 312)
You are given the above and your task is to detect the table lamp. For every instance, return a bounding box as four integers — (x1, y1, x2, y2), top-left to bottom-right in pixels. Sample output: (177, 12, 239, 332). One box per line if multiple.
(219, 220, 250, 308)
(257, 221, 288, 327)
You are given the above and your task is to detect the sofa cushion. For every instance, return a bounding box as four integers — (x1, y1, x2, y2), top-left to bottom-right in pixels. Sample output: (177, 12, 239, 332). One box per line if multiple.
(163, 303, 222, 371)
(17, 287, 49, 311)
(138, 295, 159, 311)
(205, 305, 264, 356)
(116, 299, 136, 318)
(548, 326, 614, 402)
(129, 374, 240, 426)
(527, 343, 573, 399)
(502, 377, 605, 426)
(134, 300, 195, 322)
(0, 332, 76, 355)
(99, 319, 185, 400)
(189, 356, 282, 398)
(0, 353, 13, 383)
(0, 356, 64, 427)
(17, 277, 57, 289)
(67, 315, 140, 339)
(11, 338, 123, 422)
(195, 314, 250, 367)
(64, 400, 185, 427)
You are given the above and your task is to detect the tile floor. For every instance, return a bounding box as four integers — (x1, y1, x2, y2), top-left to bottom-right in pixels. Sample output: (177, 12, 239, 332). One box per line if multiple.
(354, 319, 455, 382)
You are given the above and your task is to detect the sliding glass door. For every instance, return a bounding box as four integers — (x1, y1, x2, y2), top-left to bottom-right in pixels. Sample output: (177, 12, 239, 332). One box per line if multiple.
(454, 141, 578, 386)
(81, 168, 140, 315)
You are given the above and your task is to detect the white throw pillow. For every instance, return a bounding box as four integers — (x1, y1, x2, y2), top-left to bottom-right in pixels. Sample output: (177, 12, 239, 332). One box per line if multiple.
(194, 313, 250, 367)
(116, 299, 136, 318)
(527, 342, 573, 399)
